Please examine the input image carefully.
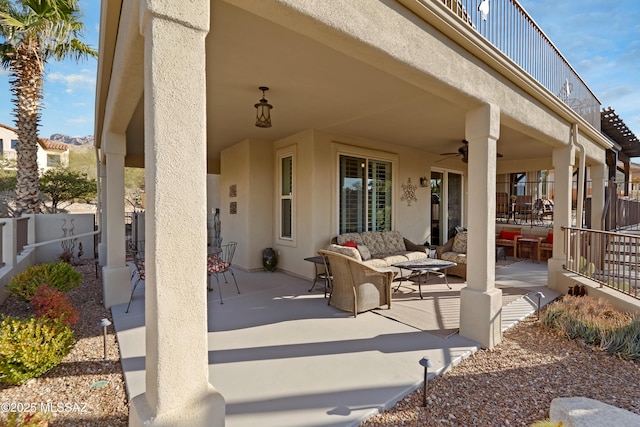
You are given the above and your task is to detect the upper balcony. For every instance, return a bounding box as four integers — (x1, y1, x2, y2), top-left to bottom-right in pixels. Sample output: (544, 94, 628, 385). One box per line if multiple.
(438, 0, 601, 130)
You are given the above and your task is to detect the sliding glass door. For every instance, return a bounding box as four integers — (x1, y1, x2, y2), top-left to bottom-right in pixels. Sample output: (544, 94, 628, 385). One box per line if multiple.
(430, 170, 463, 245)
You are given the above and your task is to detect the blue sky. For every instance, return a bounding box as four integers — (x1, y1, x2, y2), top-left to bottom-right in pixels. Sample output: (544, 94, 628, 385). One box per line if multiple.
(519, 0, 640, 142)
(0, 1, 638, 141)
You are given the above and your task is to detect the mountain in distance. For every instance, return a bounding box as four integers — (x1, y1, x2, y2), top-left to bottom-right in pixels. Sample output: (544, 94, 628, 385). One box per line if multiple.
(49, 133, 95, 152)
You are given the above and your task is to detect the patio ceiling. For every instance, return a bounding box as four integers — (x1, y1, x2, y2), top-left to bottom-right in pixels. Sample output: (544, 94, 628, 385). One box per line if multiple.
(122, 1, 553, 169)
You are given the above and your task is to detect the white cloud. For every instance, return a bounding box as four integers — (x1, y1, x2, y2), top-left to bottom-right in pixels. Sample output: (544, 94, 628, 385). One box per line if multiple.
(66, 117, 88, 125)
(47, 72, 96, 93)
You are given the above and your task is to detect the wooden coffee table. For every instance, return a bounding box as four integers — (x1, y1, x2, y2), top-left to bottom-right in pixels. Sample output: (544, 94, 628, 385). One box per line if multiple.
(392, 258, 457, 299)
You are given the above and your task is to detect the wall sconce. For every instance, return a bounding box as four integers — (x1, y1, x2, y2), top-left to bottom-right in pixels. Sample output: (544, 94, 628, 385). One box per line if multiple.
(255, 86, 273, 128)
(419, 177, 429, 187)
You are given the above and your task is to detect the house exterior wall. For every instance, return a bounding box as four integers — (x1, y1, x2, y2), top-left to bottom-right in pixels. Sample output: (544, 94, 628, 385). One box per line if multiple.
(0, 124, 70, 171)
(221, 128, 463, 279)
(36, 147, 70, 170)
(220, 139, 274, 271)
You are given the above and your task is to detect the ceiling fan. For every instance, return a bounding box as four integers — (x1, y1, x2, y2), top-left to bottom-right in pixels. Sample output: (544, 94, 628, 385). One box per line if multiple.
(438, 140, 503, 163)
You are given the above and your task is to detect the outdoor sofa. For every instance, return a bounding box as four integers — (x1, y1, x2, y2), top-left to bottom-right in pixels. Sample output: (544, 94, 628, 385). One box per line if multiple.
(325, 230, 429, 268)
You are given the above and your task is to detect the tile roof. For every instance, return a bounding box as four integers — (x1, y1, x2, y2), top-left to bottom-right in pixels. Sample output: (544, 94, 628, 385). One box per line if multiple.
(0, 123, 69, 151)
(38, 138, 69, 151)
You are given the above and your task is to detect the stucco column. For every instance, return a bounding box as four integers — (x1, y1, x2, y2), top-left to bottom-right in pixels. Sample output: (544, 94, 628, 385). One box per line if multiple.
(129, 1, 224, 426)
(459, 103, 502, 349)
(547, 144, 575, 288)
(590, 163, 606, 230)
(97, 159, 107, 266)
(102, 132, 131, 308)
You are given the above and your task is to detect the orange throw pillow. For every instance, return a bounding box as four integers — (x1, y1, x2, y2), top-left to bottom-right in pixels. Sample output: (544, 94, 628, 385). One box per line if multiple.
(343, 240, 357, 248)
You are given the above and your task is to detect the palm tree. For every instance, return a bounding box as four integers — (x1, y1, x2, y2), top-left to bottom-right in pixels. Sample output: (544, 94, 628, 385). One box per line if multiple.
(0, 0, 97, 216)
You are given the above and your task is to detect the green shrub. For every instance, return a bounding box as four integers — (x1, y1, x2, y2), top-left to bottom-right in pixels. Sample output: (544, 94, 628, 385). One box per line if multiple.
(30, 284, 79, 326)
(600, 319, 640, 361)
(0, 316, 75, 385)
(541, 295, 640, 360)
(8, 262, 82, 301)
(1, 411, 50, 426)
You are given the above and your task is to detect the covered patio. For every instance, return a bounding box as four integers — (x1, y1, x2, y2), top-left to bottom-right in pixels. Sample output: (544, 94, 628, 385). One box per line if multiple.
(113, 261, 559, 427)
(94, 1, 613, 424)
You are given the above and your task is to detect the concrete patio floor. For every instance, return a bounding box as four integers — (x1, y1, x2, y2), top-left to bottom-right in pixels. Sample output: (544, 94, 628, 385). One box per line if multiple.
(111, 260, 559, 427)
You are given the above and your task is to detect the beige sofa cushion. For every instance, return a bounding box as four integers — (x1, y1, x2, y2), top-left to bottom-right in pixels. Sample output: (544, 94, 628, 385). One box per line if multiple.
(326, 244, 362, 262)
(333, 231, 428, 268)
(357, 245, 372, 261)
(382, 231, 406, 253)
(360, 232, 386, 255)
(336, 233, 364, 246)
(441, 251, 467, 264)
(452, 232, 468, 254)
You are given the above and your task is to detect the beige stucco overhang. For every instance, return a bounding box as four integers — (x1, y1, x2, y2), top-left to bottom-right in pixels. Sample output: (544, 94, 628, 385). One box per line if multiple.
(95, 0, 612, 172)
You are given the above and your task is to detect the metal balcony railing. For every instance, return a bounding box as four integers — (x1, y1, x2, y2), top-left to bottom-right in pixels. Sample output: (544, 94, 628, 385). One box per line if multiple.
(440, 0, 601, 129)
(564, 227, 640, 300)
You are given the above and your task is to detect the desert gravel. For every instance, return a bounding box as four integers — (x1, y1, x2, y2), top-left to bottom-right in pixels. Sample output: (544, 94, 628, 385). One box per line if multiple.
(361, 315, 640, 427)
(3, 261, 640, 426)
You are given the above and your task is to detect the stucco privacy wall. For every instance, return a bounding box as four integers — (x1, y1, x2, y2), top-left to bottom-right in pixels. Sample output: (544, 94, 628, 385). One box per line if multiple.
(225, 0, 608, 155)
(220, 139, 274, 271)
(34, 214, 95, 264)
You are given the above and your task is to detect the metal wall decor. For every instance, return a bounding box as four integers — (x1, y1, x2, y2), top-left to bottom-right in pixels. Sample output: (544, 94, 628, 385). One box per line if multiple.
(401, 178, 417, 206)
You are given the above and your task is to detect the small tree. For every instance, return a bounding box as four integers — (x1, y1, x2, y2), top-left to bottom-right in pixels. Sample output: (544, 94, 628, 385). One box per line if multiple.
(39, 167, 96, 213)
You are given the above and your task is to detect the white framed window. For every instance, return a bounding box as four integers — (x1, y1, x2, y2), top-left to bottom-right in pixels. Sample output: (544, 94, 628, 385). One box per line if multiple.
(47, 154, 61, 167)
(338, 153, 394, 234)
(10, 139, 17, 150)
(278, 148, 295, 241)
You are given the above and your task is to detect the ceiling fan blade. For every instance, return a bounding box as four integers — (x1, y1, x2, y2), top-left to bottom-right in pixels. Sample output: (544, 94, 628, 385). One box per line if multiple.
(435, 154, 460, 162)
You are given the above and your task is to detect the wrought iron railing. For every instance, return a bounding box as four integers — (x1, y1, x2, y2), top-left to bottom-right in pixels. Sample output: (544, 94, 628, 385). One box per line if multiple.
(605, 181, 640, 231)
(564, 227, 640, 299)
(439, 0, 600, 129)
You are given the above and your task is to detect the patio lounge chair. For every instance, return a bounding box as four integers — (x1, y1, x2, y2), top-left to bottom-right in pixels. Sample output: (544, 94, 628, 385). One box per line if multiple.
(318, 249, 393, 317)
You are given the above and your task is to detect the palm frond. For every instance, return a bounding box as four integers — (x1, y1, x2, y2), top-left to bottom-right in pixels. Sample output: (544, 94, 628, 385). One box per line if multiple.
(46, 38, 96, 61)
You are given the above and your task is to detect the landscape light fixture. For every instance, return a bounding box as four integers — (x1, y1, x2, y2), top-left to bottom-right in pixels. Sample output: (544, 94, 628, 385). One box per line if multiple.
(255, 86, 273, 128)
(419, 356, 433, 407)
(534, 291, 545, 320)
(98, 318, 112, 360)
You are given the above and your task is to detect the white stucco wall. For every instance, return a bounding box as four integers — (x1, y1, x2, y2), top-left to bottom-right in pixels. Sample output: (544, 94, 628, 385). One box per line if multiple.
(220, 128, 467, 280)
(33, 214, 96, 263)
(220, 139, 274, 271)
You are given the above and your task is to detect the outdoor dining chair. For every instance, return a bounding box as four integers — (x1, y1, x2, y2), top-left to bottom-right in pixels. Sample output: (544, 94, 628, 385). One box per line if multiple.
(126, 254, 145, 313)
(207, 241, 239, 304)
